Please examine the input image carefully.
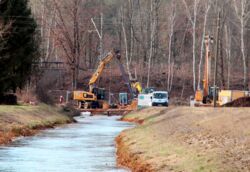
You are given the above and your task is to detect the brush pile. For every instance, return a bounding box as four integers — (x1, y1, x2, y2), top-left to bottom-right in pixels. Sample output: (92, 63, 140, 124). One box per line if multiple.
(223, 97, 250, 107)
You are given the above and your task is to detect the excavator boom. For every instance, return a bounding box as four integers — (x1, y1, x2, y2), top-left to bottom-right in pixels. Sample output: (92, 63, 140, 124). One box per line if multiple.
(88, 49, 141, 97)
(88, 51, 117, 92)
(203, 35, 212, 98)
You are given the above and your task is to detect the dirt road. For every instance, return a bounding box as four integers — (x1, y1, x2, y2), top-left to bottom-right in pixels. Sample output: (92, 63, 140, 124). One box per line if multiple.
(117, 107, 250, 172)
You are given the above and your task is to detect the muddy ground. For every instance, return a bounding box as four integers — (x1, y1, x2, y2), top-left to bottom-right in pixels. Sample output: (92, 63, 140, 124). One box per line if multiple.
(0, 104, 75, 145)
(117, 107, 250, 172)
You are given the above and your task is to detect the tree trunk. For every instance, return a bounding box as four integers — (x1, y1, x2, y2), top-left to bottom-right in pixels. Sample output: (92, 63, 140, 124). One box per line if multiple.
(198, 1, 210, 89)
(241, 19, 248, 89)
(192, 13, 197, 92)
(121, 7, 132, 79)
(225, 26, 231, 89)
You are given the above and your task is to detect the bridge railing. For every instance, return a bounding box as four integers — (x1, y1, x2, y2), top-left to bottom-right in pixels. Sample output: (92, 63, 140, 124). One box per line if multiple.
(33, 62, 65, 70)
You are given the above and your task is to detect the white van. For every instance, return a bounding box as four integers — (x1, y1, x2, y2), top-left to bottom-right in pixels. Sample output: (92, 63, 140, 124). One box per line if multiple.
(138, 93, 153, 108)
(152, 91, 169, 107)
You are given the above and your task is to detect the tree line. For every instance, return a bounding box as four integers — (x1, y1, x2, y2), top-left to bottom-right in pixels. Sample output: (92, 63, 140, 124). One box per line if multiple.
(1, 0, 250, 99)
(31, 0, 250, 95)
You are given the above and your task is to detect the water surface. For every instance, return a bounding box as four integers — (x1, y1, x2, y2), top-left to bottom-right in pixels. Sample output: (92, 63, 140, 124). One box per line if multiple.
(0, 114, 133, 172)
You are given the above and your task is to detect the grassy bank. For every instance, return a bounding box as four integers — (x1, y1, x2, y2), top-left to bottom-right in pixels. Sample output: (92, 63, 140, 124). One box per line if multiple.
(117, 107, 250, 172)
(0, 104, 76, 145)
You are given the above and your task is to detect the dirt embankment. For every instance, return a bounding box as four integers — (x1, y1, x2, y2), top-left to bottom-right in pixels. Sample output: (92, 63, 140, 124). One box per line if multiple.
(0, 104, 77, 145)
(117, 107, 250, 172)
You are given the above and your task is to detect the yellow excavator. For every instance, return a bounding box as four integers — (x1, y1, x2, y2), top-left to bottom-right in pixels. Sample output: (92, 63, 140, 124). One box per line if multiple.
(73, 49, 142, 109)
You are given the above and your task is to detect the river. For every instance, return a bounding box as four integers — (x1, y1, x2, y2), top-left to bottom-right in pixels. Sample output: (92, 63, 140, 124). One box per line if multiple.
(0, 114, 133, 172)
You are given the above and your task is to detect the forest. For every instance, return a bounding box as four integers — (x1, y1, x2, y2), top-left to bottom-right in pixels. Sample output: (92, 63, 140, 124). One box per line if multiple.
(2, 0, 250, 100)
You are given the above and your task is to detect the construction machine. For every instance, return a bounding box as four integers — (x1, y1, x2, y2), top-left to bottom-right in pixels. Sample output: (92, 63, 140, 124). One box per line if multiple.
(73, 49, 142, 109)
(193, 36, 249, 107)
(131, 81, 143, 94)
(194, 35, 216, 105)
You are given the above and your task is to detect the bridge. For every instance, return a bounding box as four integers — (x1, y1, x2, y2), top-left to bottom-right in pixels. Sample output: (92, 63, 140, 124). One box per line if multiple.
(33, 62, 65, 70)
(80, 108, 133, 116)
(33, 62, 89, 71)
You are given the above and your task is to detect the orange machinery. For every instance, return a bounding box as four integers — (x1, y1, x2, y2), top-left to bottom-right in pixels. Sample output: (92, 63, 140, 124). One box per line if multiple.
(195, 35, 214, 104)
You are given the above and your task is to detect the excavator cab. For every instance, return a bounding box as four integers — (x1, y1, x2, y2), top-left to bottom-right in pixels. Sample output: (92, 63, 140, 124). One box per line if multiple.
(92, 87, 106, 100)
(208, 86, 219, 102)
(195, 86, 219, 105)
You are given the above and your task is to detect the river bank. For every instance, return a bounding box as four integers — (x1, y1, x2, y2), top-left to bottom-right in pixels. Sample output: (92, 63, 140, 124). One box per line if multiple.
(0, 104, 77, 145)
(116, 107, 250, 172)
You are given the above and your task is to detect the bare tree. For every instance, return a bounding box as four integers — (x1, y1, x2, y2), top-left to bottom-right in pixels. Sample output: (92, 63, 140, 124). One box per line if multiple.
(233, 0, 250, 89)
(167, 1, 176, 92)
(182, 0, 201, 92)
(121, 6, 132, 79)
(197, 0, 211, 89)
(146, 0, 157, 88)
(225, 25, 232, 89)
(53, 0, 86, 90)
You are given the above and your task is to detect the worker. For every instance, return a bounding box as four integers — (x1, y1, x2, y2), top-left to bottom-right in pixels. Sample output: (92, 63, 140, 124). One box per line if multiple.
(59, 95, 64, 104)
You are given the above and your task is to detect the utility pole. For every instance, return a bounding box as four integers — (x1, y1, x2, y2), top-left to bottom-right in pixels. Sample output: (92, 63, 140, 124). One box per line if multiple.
(213, 10, 221, 107)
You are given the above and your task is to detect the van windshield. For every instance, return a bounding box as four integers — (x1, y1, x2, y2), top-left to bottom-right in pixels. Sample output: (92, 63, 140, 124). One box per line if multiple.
(153, 93, 167, 99)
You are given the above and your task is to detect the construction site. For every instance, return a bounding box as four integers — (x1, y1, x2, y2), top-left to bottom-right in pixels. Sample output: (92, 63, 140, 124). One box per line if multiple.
(1, 0, 250, 172)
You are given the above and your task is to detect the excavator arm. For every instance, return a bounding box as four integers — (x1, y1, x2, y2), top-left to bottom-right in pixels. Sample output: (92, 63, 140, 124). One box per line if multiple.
(88, 48, 141, 99)
(88, 50, 119, 92)
(74, 48, 142, 109)
(116, 60, 143, 97)
(131, 82, 143, 93)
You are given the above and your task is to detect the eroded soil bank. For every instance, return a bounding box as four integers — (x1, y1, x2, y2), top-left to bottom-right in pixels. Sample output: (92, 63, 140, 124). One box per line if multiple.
(116, 107, 250, 172)
(0, 104, 76, 145)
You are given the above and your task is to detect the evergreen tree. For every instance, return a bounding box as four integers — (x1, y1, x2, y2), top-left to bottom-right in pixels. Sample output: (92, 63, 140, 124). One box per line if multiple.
(0, 0, 38, 94)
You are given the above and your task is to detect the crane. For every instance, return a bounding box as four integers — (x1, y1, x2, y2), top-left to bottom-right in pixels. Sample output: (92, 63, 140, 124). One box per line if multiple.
(195, 35, 214, 104)
(193, 35, 249, 107)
